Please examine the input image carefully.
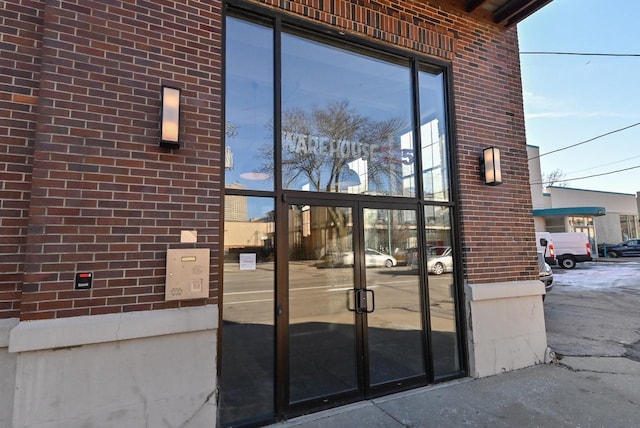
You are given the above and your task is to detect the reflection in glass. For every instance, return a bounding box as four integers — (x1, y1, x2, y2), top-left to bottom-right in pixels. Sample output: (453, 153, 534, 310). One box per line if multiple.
(288, 205, 358, 403)
(220, 196, 275, 425)
(363, 208, 425, 386)
(419, 70, 449, 201)
(225, 17, 274, 191)
(424, 205, 460, 377)
(281, 33, 415, 196)
(620, 214, 639, 241)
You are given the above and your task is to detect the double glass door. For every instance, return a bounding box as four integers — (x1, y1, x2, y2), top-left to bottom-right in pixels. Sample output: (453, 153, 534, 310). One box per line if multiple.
(287, 200, 427, 409)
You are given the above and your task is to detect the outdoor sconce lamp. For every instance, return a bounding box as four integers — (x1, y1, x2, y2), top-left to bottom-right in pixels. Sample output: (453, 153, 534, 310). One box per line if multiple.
(481, 147, 502, 185)
(160, 85, 181, 148)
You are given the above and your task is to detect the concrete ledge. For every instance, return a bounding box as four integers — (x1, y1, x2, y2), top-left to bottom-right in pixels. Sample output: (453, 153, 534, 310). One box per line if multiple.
(0, 318, 18, 427)
(0, 318, 19, 348)
(466, 280, 544, 302)
(9, 305, 218, 353)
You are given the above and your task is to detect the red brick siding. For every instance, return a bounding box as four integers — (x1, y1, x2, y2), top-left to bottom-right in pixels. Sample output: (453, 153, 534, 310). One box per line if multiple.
(0, 1, 45, 319)
(17, 0, 222, 320)
(452, 24, 537, 283)
(257, 0, 538, 283)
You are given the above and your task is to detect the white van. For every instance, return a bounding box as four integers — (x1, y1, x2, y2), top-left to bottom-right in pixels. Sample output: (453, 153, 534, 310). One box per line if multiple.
(535, 232, 556, 265)
(549, 232, 592, 269)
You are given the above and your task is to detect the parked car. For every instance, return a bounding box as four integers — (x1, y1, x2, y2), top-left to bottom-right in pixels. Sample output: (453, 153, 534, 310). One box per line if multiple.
(605, 239, 640, 258)
(537, 251, 553, 297)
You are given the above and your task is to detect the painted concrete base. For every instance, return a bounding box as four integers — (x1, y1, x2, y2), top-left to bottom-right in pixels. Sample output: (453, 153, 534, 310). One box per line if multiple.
(0, 318, 19, 428)
(466, 280, 547, 378)
(7, 306, 218, 428)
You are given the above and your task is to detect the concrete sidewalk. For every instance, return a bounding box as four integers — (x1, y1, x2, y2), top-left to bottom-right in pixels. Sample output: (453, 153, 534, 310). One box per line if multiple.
(270, 356, 640, 427)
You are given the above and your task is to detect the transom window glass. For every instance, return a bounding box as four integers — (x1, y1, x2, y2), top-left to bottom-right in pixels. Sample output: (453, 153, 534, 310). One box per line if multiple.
(225, 17, 274, 191)
(281, 33, 414, 196)
(419, 70, 450, 202)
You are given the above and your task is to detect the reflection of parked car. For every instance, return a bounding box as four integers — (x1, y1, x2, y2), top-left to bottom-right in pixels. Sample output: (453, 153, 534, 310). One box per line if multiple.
(364, 249, 397, 267)
(409, 246, 453, 275)
(605, 239, 640, 257)
(426, 246, 453, 275)
(328, 249, 397, 267)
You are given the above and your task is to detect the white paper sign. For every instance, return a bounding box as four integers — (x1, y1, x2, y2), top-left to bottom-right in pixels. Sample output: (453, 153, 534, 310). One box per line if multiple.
(239, 253, 257, 271)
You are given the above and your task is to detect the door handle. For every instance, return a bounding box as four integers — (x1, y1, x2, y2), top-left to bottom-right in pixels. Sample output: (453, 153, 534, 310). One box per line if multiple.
(357, 289, 366, 314)
(363, 289, 375, 313)
(348, 289, 375, 313)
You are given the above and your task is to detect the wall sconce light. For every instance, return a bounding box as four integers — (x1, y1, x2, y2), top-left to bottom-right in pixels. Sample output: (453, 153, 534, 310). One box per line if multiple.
(481, 147, 502, 185)
(160, 85, 181, 148)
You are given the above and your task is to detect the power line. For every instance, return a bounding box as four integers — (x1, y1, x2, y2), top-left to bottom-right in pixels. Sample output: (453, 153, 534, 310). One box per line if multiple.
(527, 122, 640, 160)
(531, 164, 640, 186)
(521, 51, 640, 57)
(566, 153, 640, 175)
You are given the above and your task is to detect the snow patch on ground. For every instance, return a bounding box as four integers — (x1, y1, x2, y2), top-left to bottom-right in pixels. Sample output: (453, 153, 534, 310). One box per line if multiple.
(552, 261, 640, 290)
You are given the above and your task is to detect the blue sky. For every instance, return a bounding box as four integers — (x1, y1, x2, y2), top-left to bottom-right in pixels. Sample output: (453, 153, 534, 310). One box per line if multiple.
(518, 0, 640, 195)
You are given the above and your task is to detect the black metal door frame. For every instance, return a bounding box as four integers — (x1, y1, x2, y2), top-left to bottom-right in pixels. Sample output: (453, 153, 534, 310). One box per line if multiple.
(277, 195, 431, 419)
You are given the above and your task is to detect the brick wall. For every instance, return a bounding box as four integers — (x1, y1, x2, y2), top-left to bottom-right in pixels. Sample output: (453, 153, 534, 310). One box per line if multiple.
(257, 0, 538, 283)
(8, 0, 223, 320)
(0, 1, 44, 319)
(453, 24, 538, 284)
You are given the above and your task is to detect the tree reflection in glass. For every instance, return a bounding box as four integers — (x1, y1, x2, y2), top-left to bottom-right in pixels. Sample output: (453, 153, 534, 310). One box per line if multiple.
(279, 32, 415, 196)
(267, 101, 408, 194)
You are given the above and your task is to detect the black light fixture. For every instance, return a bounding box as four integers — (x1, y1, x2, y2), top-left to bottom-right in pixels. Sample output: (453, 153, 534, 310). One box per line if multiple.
(481, 147, 502, 185)
(160, 85, 181, 148)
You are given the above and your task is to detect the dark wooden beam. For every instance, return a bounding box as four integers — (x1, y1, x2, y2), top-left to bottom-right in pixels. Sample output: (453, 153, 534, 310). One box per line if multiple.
(494, 0, 552, 25)
(502, 0, 554, 26)
(465, 0, 487, 13)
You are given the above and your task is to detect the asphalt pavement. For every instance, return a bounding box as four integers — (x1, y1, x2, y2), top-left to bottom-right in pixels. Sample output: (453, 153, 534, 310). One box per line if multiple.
(269, 259, 640, 428)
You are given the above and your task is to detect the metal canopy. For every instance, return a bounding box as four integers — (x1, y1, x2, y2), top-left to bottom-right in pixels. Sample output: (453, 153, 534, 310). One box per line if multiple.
(464, 0, 554, 27)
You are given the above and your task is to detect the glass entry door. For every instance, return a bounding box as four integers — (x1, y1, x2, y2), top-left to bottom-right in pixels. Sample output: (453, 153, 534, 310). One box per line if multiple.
(362, 207, 426, 388)
(287, 202, 427, 411)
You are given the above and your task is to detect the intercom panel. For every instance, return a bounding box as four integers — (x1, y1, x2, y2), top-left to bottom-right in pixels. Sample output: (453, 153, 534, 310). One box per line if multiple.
(165, 248, 210, 301)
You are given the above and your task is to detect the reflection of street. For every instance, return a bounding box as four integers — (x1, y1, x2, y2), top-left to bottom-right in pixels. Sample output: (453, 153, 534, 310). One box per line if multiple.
(223, 262, 275, 325)
(223, 262, 457, 335)
(222, 260, 462, 410)
(427, 273, 457, 334)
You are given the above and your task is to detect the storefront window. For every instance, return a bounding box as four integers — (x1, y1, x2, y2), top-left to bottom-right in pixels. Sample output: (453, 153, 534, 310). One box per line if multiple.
(223, 9, 461, 425)
(220, 196, 276, 425)
(424, 205, 460, 377)
(568, 216, 596, 253)
(620, 215, 639, 240)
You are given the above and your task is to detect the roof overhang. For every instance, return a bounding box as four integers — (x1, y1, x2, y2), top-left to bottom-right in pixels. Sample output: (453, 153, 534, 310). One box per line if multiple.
(464, 0, 554, 28)
(533, 207, 607, 217)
